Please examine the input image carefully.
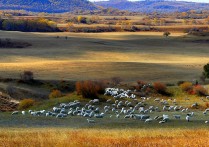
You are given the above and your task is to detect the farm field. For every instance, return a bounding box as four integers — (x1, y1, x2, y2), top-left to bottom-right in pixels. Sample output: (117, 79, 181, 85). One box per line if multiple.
(0, 31, 209, 83)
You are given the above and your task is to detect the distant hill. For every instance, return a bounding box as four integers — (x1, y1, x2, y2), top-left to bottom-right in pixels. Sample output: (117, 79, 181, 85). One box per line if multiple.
(95, 0, 209, 12)
(0, 0, 98, 13)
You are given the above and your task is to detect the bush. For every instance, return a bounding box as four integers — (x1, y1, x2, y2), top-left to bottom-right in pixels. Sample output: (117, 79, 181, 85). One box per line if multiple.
(18, 99, 35, 110)
(203, 63, 209, 78)
(20, 71, 34, 82)
(205, 102, 209, 108)
(194, 85, 208, 96)
(177, 80, 185, 86)
(76, 80, 105, 99)
(135, 80, 147, 91)
(153, 82, 167, 94)
(49, 90, 62, 99)
(180, 82, 193, 93)
(163, 31, 171, 37)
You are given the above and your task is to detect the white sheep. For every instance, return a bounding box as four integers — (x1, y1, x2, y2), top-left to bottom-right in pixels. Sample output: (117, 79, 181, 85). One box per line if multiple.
(145, 118, 152, 123)
(11, 111, 18, 115)
(186, 115, 190, 122)
(22, 111, 26, 115)
(159, 120, 166, 124)
(173, 115, 181, 119)
(87, 119, 95, 123)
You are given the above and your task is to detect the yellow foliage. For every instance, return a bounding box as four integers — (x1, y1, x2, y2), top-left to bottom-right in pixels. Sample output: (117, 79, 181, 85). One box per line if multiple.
(49, 90, 62, 99)
(18, 98, 35, 110)
(180, 82, 193, 92)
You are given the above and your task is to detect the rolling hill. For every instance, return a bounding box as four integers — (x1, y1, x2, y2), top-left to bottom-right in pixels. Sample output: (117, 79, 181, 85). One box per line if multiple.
(0, 0, 98, 13)
(95, 0, 209, 12)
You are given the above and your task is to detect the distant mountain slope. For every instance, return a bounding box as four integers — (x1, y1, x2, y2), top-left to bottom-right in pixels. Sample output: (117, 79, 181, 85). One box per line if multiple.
(95, 0, 209, 12)
(0, 0, 98, 13)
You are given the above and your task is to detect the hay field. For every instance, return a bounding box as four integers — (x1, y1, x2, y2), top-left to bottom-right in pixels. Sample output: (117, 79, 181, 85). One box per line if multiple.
(0, 31, 209, 82)
(0, 128, 209, 147)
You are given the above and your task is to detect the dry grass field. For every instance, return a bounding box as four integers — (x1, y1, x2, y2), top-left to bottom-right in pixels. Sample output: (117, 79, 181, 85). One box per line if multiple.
(0, 30, 209, 83)
(0, 128, 209, 147)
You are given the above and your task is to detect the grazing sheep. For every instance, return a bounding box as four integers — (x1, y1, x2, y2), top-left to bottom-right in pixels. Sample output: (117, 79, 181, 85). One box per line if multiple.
(56, 113, 67, 118)
(145, 118, 152, 123)
(159, 120, 166, 124)
(92, 99, 99, 104)
(87, 119, 95, 123)
(187, 112, 194, 117)
(106, 99, 111, 103)
(191, 103, 198, 108)
(154, 116, 159, 120)
(163, 114, 169, 122)
(11, 111, 19, 115)
(173, 115, 181, 119)
(154, 98, 160, 102)
(203, 111, 207, 115)
(22, 111, 26, 115)
(186, 115, 190, 122)
(124, 115, 132, 119)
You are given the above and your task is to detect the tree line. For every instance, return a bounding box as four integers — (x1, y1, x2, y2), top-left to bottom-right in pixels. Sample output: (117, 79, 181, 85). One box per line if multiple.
(0, 18, 59, 32)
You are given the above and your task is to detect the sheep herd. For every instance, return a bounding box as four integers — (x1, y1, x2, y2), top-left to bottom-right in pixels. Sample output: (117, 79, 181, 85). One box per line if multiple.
(11, 88, 209, 125)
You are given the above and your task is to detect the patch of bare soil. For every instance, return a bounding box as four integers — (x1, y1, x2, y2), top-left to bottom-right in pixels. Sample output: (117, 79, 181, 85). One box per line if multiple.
(0, 92, 18, 111)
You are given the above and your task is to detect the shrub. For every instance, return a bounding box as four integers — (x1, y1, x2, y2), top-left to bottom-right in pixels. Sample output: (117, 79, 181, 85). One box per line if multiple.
(76, 80, 105, 99)
(180, 82, 193, 93)
(20, 71, 34, 81)
(18, 98, 35, 110)
(194, 85, 208, 96)
(135, 80, 147, 91)
(153, 82, 167, 94)
(203, 63, 209, 78)
(205, 102, 209, 108)
(177, 80, 185, 86)
(49, 90, 62, 99)
(163, 31, 171, 37)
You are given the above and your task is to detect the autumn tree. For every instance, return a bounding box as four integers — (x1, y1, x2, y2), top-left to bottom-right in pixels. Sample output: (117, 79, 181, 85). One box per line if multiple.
(203, 63, 209, 78)
(163, 32, 171, 38)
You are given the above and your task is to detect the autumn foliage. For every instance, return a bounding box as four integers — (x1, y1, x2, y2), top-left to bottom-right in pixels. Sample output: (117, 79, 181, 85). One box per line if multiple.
(76, 80, 105, 99)
(180, 82, 193, 93)
(18, 98, 35, 110)
(180, 82, 208, 96)
(153, 82, 167, 94)
(194, 85, 208, 96)
(49, 90, 62, 99)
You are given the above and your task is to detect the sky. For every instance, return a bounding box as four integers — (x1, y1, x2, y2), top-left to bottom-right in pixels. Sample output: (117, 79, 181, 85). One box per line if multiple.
(89, 0, 209, 3)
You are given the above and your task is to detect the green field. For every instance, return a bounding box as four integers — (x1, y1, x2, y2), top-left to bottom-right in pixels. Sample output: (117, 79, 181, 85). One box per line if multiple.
(0, 31, 208, 83)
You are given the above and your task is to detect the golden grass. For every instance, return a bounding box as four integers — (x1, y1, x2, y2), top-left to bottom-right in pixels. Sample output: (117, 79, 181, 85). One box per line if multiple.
(0, 31, 208, 82)
(0, 128, 209, 147)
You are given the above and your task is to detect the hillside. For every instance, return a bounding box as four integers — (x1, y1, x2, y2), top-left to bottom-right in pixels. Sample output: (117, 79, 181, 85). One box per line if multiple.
(0, 0, 98, 13)
(95, 0, 209, 12)
(0, 91, 18, 111)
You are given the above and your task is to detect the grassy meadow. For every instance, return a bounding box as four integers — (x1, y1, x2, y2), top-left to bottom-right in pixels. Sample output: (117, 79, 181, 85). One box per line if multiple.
(1, 26, 209, 147)
(0, 128, 209, 147)
(0, 31, 209, 83)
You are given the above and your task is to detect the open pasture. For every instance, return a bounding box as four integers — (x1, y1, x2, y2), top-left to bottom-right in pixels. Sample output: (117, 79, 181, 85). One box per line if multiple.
(0, 128, 209, 147)
(0, 31, 209, 82)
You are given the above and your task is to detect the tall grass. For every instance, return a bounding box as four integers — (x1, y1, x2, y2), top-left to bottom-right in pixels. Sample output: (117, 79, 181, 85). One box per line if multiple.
(0, 128, 208, 147)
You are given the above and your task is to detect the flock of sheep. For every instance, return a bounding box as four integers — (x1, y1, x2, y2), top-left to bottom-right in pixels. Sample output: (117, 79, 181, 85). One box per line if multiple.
(11, 88, 209, 124)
